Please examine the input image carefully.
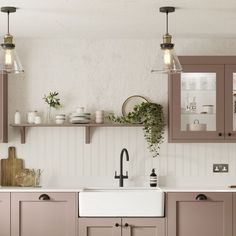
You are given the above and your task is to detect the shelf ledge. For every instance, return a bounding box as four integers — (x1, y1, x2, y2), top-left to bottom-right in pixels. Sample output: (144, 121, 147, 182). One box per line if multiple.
(10, 123, 144, 144)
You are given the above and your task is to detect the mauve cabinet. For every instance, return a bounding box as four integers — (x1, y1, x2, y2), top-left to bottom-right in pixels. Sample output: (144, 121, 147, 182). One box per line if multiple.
(233, 193, 236, 236)
(11, 192, 77, 236)
(169, 56, 236, 142)
(167, 192, 232, 236)
(78, 218, 121, 236)
(78, 218, 165, 236)
(0, 193, 10, 236)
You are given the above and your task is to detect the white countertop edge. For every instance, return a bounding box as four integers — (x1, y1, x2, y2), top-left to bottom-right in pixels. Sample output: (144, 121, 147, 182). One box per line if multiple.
(0, 186, 236, 192)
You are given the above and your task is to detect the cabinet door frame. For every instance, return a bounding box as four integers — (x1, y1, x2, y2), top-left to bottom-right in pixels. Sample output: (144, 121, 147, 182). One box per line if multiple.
(167, 192, 233, 236)
(11, 192, 77, 236)
(122, 218, 165, 236)
(0, 193, 10, 236)
(169, 64, 225, 142)
(78, 218, 121, 236)
(233, 193, 236, 236)
(225, 64, 236, 139)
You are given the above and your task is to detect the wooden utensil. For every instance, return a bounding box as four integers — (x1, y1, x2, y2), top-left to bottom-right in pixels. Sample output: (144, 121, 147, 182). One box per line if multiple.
(1, 147, 24, 186)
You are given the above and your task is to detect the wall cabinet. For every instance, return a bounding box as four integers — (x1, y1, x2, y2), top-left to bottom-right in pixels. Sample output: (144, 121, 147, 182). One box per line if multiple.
(0, 193, 10, 236)
(233, 193, 236, 236)
(11, 192, 77, 236)
(78, 218, 165, 236)
(0, 74, 8, 143)
(169, 56, 236, 142)
(167, 192, 232, 236)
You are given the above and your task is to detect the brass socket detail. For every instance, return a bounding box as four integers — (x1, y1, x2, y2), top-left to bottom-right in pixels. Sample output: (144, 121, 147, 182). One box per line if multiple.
(1, 33, 15, 49)
(3, 34, 13, 44)
(162, 34, 172, 44)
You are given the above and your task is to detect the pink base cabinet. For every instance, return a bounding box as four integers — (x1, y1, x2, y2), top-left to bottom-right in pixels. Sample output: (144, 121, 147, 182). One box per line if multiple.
(167, 192, 232, 236)
(11, 192, 77, 236)
(78, 218, 166, 236)
(0, 193, 10, 236)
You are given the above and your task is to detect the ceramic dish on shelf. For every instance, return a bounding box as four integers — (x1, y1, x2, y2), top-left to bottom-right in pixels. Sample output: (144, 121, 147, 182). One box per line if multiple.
(70, 117, 91, 121)
(122, 95, 149, 116)
(70, 112, 91, 117)
(70, 120, 90, 124)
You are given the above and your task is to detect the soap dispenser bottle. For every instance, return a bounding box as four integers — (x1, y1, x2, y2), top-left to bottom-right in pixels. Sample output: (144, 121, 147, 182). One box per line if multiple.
(150, 168, 157, 187)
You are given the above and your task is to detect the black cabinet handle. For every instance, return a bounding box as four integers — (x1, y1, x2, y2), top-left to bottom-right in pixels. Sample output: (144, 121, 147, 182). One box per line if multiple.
(115, 223, 120, 227)
(196, 194, 207, 201)
(39, 194, 50, 201)
(218, 133, 222, 136)
(228, 133, 232, 136)
(124, 223, 129, 227)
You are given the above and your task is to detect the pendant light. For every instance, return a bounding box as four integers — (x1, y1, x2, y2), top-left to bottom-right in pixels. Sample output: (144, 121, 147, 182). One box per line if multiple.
(151, 6, 182, 74)
(0, 6, 24, 74)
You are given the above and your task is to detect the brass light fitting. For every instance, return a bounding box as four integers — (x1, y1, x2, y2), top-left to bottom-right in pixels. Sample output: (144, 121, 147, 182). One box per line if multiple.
(159, 6, 175, 50)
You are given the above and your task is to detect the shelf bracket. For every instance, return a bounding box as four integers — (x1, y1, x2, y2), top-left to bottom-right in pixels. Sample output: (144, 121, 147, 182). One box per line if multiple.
(20, 126, 26, 144)
(85, 126, 90, 144)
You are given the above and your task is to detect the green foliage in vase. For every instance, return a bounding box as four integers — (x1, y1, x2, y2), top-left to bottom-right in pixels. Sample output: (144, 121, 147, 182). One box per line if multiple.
(43, 91, 62, 109)
(108, 102, 165, 157)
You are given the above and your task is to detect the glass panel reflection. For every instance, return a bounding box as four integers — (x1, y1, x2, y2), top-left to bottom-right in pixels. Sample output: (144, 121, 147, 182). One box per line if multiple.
(181, 73, 216, 131)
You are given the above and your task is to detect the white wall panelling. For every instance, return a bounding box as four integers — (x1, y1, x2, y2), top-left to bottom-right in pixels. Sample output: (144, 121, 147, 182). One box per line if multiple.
(1, 38, 236, 187)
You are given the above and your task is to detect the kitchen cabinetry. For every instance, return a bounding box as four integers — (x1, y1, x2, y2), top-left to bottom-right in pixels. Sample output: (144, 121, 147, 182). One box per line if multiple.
(233, 193, 236, 236)
(167, 192, 232, 236)
(0, 193, 10, 236)
(169, 56, 236, 142)
(78, 218, 165, 236)
(11, 192, 77, 236)
(0, 74, 8, 143)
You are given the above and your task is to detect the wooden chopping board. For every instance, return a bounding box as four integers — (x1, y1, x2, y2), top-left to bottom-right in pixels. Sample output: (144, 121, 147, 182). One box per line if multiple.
(1, 147, 24, 186)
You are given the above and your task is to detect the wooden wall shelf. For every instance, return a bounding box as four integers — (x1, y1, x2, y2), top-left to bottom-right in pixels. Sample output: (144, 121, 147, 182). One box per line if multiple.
(10, 123, 143, 144)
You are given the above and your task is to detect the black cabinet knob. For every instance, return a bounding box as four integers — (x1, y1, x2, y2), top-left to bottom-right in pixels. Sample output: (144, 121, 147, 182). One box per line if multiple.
(39, 194, 50, 201)
(115, 223, 120, 227)
(228, 133, 232, 136)
(218, 133, 222, 136)
(196, 194, 207, 201)
(124, 223, 129, 227)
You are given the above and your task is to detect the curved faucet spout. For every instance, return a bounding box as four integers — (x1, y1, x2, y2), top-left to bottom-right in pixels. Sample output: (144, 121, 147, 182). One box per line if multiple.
(115, 148, 130, 187)
(120, 148, 129, 162)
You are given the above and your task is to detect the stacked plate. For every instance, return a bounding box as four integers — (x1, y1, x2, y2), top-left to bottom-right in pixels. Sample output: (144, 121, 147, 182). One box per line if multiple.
(55, 114, 66, 124)
(70, 112, 91, 124)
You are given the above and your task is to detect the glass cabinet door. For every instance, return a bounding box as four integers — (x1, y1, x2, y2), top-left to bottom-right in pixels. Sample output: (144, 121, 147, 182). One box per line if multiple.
(225, 65, 236, 139)
(169, 65, 225, 141)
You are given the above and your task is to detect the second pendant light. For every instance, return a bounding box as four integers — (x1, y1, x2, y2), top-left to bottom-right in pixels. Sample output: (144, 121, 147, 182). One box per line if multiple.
(0, 6, 24, 74)
(151, 6, 182, 74)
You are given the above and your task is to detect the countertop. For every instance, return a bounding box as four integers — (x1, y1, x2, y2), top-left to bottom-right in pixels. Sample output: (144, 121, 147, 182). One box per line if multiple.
(0, 186, 84, 192)
(159, 186, 236, 192)
(0, 186, 236, 192)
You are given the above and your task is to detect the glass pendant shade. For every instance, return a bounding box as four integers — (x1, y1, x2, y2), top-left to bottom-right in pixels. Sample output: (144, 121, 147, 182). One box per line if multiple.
(0, 6, 24, 74)
(151, 47, 182, 74)
(0, 47, 24, 74)
(151, 6, 182, 74)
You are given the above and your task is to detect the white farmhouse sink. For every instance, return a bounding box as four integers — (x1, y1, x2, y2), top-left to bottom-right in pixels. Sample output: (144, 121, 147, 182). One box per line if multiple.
(79, 188, 164, 217)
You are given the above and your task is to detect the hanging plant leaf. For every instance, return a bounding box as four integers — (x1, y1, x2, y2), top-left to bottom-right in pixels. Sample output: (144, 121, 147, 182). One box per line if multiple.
(108, 102, 165, 157)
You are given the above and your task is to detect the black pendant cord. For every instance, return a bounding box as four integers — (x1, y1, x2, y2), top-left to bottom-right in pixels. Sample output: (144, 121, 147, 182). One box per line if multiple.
(7, 11, 10, 34)
(166, 12, 169, 35)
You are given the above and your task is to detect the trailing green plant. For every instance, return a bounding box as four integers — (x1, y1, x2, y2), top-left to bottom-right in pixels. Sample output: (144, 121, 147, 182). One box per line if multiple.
(43, 91, 62, 109)
(108, 102, 165, 157)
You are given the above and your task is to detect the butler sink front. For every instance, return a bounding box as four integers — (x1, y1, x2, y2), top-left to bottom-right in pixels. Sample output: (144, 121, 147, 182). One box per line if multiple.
(79, 188, 164, 217)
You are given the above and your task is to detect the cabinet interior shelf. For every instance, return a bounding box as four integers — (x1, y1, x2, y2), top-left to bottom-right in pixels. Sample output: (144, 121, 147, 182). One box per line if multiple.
(10, 123, 144, 144)
(181, 113, 216, 116)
